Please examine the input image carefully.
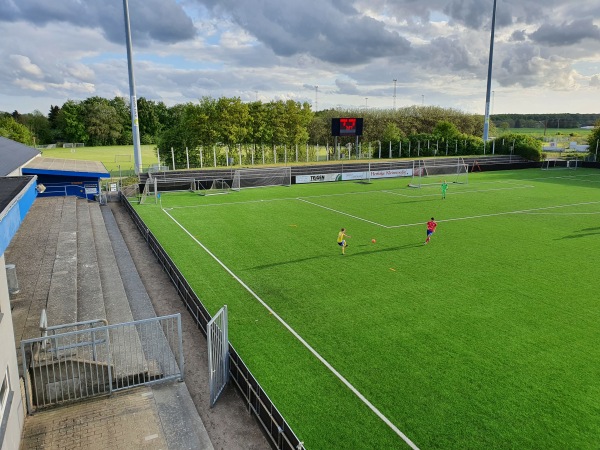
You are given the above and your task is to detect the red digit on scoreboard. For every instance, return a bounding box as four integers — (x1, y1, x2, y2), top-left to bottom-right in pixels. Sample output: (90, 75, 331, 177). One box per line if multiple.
(340, 118, 356, 130)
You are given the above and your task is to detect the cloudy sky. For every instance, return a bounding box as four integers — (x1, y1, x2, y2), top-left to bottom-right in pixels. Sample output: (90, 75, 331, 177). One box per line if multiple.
(1, 0, 599, 115)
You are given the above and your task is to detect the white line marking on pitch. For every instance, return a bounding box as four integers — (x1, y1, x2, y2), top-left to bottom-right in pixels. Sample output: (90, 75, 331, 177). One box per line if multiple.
(381, 184, 534, 198)
(161, 207, 419, 450)
(388, 200, 600, 228)
(296, 198, 389, 228)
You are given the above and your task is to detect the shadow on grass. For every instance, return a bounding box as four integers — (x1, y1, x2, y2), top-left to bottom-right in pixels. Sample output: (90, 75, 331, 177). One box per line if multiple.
(345, 242, 424, 256)
(246, 242, 424, 269)
(557, 229, 600, 240)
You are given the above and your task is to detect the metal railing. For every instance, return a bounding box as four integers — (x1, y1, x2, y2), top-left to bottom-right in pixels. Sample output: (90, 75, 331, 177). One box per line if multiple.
(121, 195, 304, 450)
(21, 314, 184, 413)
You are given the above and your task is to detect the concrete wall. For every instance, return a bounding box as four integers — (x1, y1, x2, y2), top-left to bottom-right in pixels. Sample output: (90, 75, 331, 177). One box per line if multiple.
(0, 254, 25, 450)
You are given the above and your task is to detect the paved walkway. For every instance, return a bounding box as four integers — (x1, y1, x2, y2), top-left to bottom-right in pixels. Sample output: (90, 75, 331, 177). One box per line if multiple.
(21, 387, 167, 450)
(8, 198, 216, 450)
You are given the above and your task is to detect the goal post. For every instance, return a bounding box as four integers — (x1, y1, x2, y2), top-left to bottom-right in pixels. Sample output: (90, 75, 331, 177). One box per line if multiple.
(114, 154, 132, 162)
(409, 158, 468, 188)
(139, 177, 195, 204)
(197, 179, 232, 196)
(541, 158, 580, 170)
(232, 167, 291, 191)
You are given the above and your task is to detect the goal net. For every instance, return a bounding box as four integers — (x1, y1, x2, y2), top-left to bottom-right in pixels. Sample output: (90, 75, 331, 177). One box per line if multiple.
(409, 158, 469, 188)
(541, 158, 580, 170)
(114, 154, 132, 162)
(198, 179, 232, 196)
(232, 167, 291, 191)
(140, 177, 195, 204)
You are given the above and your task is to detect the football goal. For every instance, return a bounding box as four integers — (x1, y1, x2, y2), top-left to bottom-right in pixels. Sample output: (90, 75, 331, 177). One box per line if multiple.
(140, 177, 195, 204)
(232, 167, 291, 191)
(541, 158, 580, 170)
(198, 179, 232, 196)
(409, 158, 469, 188)
(114, 154, 132, 162)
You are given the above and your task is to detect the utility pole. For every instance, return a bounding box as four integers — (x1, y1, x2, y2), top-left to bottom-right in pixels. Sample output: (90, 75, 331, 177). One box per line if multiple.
(122, 0, 142, 175)
(483, 0, 498, 143)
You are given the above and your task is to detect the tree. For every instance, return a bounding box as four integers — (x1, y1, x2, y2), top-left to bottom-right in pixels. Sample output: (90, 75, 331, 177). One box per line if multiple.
(81, 97, 123, 146)
(48, 105, 61, 142)
(56, 101, 88, 143)
(215, 97, 249, 147)
(21, 110, 51, 144)
(433, 121, 461, 142)
(109, 97, 132, 145)
(0, 116, 35, 145)
(587, 120, 600, 153)
(382, 122, 403, 144)
(137, 97, 161, 144)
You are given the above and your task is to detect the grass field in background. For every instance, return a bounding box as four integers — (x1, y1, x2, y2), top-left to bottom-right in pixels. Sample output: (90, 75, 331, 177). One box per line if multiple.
(505, 128, 591, 139)
(39, 144, 157, 173)
(134, 169, 600, 449)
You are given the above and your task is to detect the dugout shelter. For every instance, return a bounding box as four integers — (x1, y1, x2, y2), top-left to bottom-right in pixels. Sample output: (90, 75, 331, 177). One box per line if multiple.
(21, 158, 109, 201)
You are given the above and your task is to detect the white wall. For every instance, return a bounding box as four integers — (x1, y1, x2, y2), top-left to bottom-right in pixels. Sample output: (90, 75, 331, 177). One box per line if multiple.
(0, 254, 25, 450)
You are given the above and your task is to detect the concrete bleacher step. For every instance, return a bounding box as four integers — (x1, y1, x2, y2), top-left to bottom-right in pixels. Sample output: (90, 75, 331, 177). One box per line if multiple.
(76, 199, 106, 322)
(6, 196, 65, 374)
(101, 205, 180, 374)
(88, 201, 149, 379)
(45, 197, 78, 327)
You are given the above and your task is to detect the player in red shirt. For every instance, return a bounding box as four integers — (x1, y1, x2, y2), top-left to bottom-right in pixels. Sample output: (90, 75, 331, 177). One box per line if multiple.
(425, 217, 437, 244)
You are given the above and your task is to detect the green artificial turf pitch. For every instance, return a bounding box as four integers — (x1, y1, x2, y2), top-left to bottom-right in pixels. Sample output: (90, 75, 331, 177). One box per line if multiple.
(134, 168, 600, 449)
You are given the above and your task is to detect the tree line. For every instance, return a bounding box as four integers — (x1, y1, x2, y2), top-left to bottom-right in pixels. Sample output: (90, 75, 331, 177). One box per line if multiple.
(1, 96, 487, 147)
(492, 113, 600, 130)
(4, 95, 600, 162)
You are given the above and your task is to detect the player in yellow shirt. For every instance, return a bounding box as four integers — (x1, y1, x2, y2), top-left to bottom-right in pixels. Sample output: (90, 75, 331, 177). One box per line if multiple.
(337, 228, 351, 255)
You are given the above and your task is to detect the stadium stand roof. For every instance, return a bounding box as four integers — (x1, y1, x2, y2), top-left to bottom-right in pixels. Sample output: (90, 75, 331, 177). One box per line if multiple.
(22, 158, 109, 178)
(0, 137, 40, 177)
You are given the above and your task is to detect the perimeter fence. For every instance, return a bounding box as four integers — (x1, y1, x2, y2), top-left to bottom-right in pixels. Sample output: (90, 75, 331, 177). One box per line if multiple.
(121, 194, 304, 450)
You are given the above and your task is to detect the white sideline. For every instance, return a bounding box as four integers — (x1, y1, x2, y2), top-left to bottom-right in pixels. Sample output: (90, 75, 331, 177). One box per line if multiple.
(387, 200, 600, 229)
(296, 198, 388, 227)
(161, 207, 420, 450)
(381, 184, 535, 198)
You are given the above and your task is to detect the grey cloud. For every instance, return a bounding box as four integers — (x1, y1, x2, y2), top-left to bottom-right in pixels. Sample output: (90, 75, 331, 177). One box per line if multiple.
(511, 30, 527, 42)
(590, 75, 600, 88)
(529, 19, 600, 47)
(411, 37, 481, 75)
(0, 0, 196, 45)
(335, 79, 361, 95)
(197, 0, 410, 65)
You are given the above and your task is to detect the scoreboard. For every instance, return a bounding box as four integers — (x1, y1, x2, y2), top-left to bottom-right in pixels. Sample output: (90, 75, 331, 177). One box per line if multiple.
(331, 118, 364, 136)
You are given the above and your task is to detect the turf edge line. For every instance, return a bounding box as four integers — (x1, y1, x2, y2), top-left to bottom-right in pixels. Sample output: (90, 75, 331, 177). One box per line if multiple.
(296, 198, 389, 228)
(161, 207, 420, 450)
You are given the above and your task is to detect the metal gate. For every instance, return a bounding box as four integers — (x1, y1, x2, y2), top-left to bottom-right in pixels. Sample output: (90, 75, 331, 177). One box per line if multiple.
(207, 305, 229, 407)
(20, 314, 184, 413)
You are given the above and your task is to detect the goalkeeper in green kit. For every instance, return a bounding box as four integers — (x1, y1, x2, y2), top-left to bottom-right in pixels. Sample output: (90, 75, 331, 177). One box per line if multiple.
(441, 180, 448, 199)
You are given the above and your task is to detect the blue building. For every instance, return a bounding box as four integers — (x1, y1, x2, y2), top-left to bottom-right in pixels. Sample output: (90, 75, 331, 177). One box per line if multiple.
(22, 158, 109, 201)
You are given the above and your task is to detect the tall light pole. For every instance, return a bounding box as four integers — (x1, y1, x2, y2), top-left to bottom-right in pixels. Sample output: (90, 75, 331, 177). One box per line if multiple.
(315, 86, 318, 112)
(365, 97, 368, 109)
(483, 0, 498, 143)
(122, 0, 142, 175)
(421, 94, 424, 105)
(393, 79, 397, 110)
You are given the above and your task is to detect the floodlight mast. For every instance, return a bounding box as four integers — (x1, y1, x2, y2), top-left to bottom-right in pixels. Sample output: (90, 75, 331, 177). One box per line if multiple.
(483, 0, 497, 144)
(123, 0, 143, 175)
